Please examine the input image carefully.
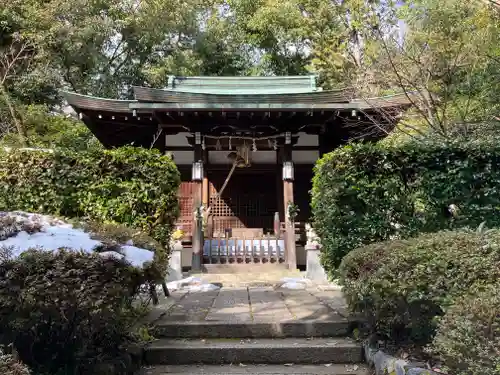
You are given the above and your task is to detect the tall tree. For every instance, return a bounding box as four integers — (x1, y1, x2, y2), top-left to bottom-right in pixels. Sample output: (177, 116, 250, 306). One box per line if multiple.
(358, 0, 500, 140)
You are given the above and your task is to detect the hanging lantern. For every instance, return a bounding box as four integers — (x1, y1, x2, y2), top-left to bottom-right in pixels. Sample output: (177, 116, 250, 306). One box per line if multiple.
(192, 161, 203, 181)
(282, 161, 294, 181)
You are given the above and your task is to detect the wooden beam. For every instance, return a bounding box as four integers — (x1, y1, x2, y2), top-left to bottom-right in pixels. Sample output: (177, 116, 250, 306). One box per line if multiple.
(129, 102, 367, 111)
(282, 143, 296, 270)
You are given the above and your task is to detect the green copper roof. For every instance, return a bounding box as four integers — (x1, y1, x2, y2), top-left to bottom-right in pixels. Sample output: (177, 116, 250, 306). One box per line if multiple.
(164, 75, 320, 94)
(62, 89, 413, 113)
(133, 86, 352, 103)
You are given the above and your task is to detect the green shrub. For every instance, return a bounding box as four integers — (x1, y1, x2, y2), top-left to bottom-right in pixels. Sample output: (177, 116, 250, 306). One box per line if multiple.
(78, 221, 168, 284)
(0, 248, 150, 375)
(338, 230, 500, 344)
(430, 283, 500, 375)
(0, 146, 180, 252)
(0, 349, 30, 375)
(312, 140, 500, 274)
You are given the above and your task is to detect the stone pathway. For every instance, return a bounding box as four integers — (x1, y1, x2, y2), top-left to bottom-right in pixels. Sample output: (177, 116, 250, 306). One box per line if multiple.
(156, 285, 348, 324)
(142, 276, 362, 373)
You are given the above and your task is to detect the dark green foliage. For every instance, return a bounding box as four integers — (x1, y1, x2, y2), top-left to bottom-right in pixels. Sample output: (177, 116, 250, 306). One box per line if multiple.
(0, 248, 149, 375)
(312, 140, 500, 273)
(338, 230, 500, 344)
(0, 147, 180, 255)
(79, 221, 169, 284)
(430, 283, 500, 375)
(0, 105, 103, 152)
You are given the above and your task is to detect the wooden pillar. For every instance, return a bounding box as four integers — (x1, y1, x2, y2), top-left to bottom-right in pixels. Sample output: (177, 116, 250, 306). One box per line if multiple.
(202, 149, 209, 207)
(191, 136, 204, 272)
(283, 138, 297, 270)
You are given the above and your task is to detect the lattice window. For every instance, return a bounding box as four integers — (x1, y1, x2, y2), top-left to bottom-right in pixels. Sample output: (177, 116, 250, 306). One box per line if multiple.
(208, 173, 278, 235)
(177, 181, 195, 233)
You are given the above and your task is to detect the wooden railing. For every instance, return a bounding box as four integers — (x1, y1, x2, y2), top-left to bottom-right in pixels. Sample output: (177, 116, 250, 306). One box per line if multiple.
(203, 237, 285, 264)
(280, 221, 307, 243)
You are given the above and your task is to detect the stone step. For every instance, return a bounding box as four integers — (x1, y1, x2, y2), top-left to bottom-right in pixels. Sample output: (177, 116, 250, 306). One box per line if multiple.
(201, 264, 289, 274)
(154, 320, 352, 339)
(140, 364, 369, 374)
(144, 338, 363, 365)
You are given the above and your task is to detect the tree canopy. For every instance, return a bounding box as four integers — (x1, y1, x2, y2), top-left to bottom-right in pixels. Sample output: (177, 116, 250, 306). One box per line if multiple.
(1, 0, 499, 147)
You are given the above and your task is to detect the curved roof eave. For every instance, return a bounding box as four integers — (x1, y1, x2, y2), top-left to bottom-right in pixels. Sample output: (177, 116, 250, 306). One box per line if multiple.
(61, 91, 137, 113)
(132, 86, 354, 103)
(61, 89, 414, 114)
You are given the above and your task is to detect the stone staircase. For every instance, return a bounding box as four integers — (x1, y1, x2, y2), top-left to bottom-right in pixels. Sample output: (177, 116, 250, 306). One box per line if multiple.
(139, 285, 367, 374)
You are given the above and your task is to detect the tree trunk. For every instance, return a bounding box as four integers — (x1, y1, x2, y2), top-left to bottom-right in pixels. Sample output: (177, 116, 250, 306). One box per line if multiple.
(0, 83, 27, 146)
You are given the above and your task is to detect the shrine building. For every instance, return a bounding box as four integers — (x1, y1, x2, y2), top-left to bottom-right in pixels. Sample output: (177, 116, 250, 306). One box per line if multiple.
(63, 75, 411, 272)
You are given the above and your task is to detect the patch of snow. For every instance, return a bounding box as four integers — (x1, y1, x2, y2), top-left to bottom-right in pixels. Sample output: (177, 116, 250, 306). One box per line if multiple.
(281, 282, 307, 289)
(279, 277, 312, 290)
(166, 276, 220, 293)
(0, 211, 154, 268)
(121, 245, 154, 267)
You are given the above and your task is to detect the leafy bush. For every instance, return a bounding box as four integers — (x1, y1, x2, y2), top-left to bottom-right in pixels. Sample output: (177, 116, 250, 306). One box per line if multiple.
(79, 221, 168, 284)
(430, 283, 500, 375)
(0, 146, 180, 258)
(312, 140, 500, 273)
(338, 230, 500, 344)
(0, 349, 30, 375)
(0, 248, 150, 375)
(0, 105, 103, 152)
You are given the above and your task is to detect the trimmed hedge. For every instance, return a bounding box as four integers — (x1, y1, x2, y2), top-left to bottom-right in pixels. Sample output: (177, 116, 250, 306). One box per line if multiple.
(312, 141, 500, 273)
(338, 230, 500, 344)
(0, 248, 149, 375)
(0, 147, 180, 252)
(431, 283, 500, 375)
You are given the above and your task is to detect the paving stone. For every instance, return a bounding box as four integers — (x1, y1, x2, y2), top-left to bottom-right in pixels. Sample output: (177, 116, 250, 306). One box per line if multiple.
(206, 288, 252, 322)
(161, 290, 219, 322)
(249, 287, 293, 322)
(281, 289, 342, 321)
(307, 289, 349, 317)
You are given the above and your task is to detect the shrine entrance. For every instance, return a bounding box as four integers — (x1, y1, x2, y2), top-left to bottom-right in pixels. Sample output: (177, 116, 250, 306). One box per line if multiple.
(208, 169, 278, 237)
(63, 74, 412, 272)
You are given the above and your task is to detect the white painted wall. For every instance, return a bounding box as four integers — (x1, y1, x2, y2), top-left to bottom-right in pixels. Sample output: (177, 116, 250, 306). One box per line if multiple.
(209, 150, 276, 164)
(292, 150, 320, 164)
(165, 133, 190, 146)
(166, 132, 319, 165)
(169, 151, 194, 164)
(295, 133, 318, 146)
